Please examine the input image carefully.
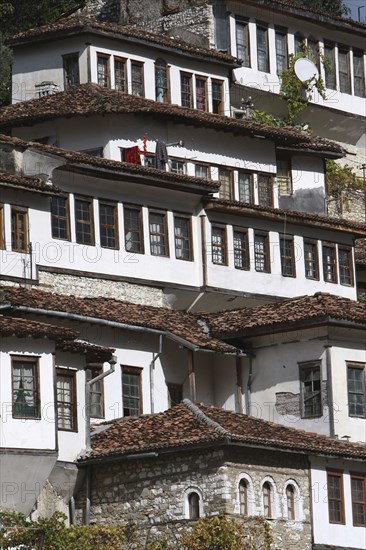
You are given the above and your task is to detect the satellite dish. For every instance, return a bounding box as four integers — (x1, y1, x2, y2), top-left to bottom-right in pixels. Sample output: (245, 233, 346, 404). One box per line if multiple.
(294, 58, 319, 82)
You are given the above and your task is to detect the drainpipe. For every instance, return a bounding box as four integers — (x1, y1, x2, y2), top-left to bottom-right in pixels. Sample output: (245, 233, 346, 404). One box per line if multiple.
(200, 215, 208, 288)
(188, 349, 196, 402)
(84, 464, 92, 525)
(85, 354, 117, 451)
(236, 355, 243, 413)
(69, 496, 76, 525)
(325, 345, 335, 437)
(246, 355, 253, 416)
(150, 335, 163, 414)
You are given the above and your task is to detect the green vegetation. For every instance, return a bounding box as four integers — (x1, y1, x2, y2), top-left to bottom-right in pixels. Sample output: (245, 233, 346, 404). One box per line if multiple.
(285, 0, 349, 17)
(326, 160, 364, 213)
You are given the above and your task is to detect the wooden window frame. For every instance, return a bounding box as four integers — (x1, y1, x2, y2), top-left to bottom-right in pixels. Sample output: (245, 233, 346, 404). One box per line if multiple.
(74, 195, 95, 246)
(0, 204, 4, 249)
(350, 473, 366, 527)
(276, 159, 292, 196)
(63, 53, 80, 90)
(174, 214, 193, 261)
(155, 58, 170, 103)
(122, 365, 142, 417)
(188, 492, 200, 520)
(299, 361, 322, 419)
(239, 479, 249, 516)
(97, 53, 110, 88)
(327, 470, 345, 525)
(195, 163, 211, 180)
(211, 79, 224, 114)
(195, 75, 208, 111)
(338, 246, 354, 286)
(338, 46, 351, 94)
(353, 49, 365, 98)
(56, 368, 77, 432)
(257, 173, 274, 207)
(304, 239, 319, 280)
(123, 204, 144, 254)
(149, 210, 169, 257)
(131, 61, 145, 97)
(169, 158, 186, 174)
(11, 207, 28, 252)
(86, 364, 105, 419)
(51, 195, 70, 241)
(256, 25, 269, 73)
(254, 232, 270, 273)
(12, 356, 40, 419)
(167, 383, 183, 408)
(286, 484, 295, 520)
(347, 363, 366, 418)
(211, 225, 227, 266)
(218, 168, 233, 200)
(280, 236, 296, 278)
(233, 228, 250, 271)
(180, 72, 193, 108)
(275, 29, 288, 74)
(236, 19, 250, 67)
(99, 200, 119, 250)
(324, 42, 336, 90)
(322, 242, 337, 284)
(262, 482, 272, 518)
(114, 56, 128, 92)
(238, 171, 254, 204)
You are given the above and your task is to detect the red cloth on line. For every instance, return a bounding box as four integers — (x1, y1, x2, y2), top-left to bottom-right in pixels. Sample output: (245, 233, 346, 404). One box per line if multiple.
(124, 146, 141, 165)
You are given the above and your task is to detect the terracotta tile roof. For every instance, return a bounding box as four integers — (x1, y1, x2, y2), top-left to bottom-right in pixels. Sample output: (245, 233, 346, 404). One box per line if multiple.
(355, 239, 366, 266)
(80, 399, 366, 461)
(6, 14, 237, 65)
(0, 85, 344, 156)
(201, 292, 366, 337)
(0, 285, 238, 353)
(203, 198, 366, 236)
(0, 171, 61, 195)
(0, 134, 219, 193)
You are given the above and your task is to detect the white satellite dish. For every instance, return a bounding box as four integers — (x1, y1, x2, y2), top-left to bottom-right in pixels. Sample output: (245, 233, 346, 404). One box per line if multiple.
(294, 58, 319, 82)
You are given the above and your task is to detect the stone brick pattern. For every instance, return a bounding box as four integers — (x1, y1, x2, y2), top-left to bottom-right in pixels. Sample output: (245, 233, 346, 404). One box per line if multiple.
(75, 446, 311, 549)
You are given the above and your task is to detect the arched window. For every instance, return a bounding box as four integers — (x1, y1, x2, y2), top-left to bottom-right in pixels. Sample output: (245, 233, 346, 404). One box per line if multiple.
(155, 59, 169, 103)
(286, 484, 295, 520)
(239, 479, 248, 516)
(262, 482, 272, 518)
(188, 491, 200, 520)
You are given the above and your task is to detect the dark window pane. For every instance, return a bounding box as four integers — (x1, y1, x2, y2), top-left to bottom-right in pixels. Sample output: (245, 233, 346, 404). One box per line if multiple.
(99, 203, 117, 249)
(124, 207, 143, 254)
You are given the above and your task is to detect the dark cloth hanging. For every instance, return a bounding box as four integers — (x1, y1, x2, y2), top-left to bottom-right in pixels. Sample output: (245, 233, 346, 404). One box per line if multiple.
(154, 140, 168, 170)
(123, 146, 141, 165)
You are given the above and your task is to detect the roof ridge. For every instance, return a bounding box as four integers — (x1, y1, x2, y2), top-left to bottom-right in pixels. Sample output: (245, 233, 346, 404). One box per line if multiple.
(183, 399, 230, 438)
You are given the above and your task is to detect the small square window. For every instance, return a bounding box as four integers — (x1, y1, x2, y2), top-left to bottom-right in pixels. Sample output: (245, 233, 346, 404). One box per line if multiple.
(299, 362, 322, 418)
(122, 366, 142, 416)
(56, 369, 77, 431)
(12, 357, 40, 419)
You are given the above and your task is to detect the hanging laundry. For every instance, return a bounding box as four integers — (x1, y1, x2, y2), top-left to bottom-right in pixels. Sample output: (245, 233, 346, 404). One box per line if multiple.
(123, 146, 141, 165)
(154, 140, 168, 171)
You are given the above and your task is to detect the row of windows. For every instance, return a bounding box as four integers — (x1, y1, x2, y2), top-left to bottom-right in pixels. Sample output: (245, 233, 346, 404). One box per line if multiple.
(327, 470, 366, 527)
(300, 361, 365, 419)
(211, 227, 354, 287)
(63, 53, 225, 113)
(235, 19, 365, 97)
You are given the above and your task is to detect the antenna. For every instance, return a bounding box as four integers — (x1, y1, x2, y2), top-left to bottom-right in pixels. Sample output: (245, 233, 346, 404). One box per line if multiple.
(294, 58, 319, 82)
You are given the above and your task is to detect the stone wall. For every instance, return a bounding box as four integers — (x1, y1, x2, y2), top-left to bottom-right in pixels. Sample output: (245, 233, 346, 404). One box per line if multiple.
(75, 446, 311, 549)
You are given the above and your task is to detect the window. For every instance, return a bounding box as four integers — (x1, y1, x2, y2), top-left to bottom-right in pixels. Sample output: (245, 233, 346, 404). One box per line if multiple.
(75, 197, 94, 245)
(99, 201, 118, 249)
(63, 54, 79, 90)
(353, 50, 365, 98)
(286, 485, 295, 520)
(168, 383, 183, 407)
(262, 482, 272, 518)
(276, 160, 292, 195)
(124, 206, 144, 254)
(258, 174, 273, 207)
(12, 357, 39, 418)
(174, 215, 192, 261)
(181, 72, 193, 107)
(275, 30, 288, 73)
(0, 205, 4, 249)
(211, 226, 227, 265)
(212, 79, 224, 114)
(280, 237, 296, 277)
(218, 168, 232, 200)
(234, 230, 249, 270)
(347, 364, 365, 418)
(114, 57, 127, 92)
(97, 53, 110, 87)
(257, 26, 269, 72)
(155, 58, 169, 102)
(304, 240, 319, 280)
(300, 362, 322, 418)
(239, 479, 248, 516)
(50, 196, 69, 240)
(56, 369, 77, 431)
(338, 247, 353, 286)
(327, 471, 345, 524)
(170, 159, 185, 174)
(338, 47, 351, 94)
(351, 474, 366, 527)
(294, 34, 305, 55)
(195, 164, 210, 179)
(254, 233, 270, 273)
(195, 76, 207, 111)
(322, 243, 337, 283)
(87, 365, 104, 419)
(131, 61, 144, 96)
(11, 208, 28, 252)
(238, 171, 254, 204)
(236, 20, 250, 67)
(324, 43, 336, 89)
(308, 37, 319, 68)
(122, 366, 142, 416)
(149, 211, 169, 256)
(188, 492, 200, 520)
